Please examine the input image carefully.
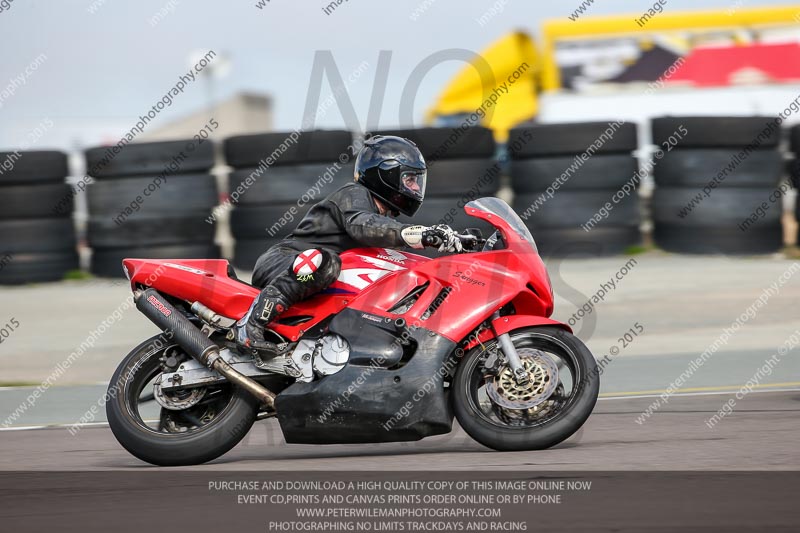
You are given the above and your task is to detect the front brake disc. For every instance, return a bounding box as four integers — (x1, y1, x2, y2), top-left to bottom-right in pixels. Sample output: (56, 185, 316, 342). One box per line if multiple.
(485, 348, 559, 410)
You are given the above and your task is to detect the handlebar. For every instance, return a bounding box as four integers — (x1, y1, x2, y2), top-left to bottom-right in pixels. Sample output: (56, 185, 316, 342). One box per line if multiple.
(421, 233, 443, 248)
(457, 234, 484, 251)
(422, 232, 485, 252)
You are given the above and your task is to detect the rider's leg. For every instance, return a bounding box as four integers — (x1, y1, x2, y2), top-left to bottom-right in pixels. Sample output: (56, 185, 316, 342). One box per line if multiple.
(237, 247, 341, 349)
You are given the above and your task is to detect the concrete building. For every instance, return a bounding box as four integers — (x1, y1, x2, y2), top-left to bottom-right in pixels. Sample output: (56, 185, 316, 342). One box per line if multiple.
(139, 92, 273, 141)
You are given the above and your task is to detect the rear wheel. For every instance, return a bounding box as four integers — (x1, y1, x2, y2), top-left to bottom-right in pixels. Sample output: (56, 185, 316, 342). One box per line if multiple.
(453, 327, 599, 451)
(106, 334, 258, 466)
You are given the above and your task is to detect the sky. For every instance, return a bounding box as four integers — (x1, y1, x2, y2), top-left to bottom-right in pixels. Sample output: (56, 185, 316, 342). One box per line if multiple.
(0, 0, 798, 151)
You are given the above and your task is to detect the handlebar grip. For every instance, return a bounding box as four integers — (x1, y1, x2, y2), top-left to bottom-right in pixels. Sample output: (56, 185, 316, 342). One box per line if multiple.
(422, 233, 443, 247)
(451, 232, 482, 251)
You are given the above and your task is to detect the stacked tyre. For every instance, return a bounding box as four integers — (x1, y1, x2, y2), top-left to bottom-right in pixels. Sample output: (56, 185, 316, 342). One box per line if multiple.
(223, 130, 355, 270)
(85, 140, 219, 278)
(651, 116, 783, 254)
(786, 126, 800, 246)
(0, 151, 78, 284)
(375, 127, 499, 249)
(508, 122, 641, 256)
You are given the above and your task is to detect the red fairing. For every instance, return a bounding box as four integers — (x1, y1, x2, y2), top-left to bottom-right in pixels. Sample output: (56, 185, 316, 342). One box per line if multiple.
(123, 249, 430, 342)
(269, 248, 430, 341)
(347, 207, 557, 343)
(123, 259, 260, 318)
(348, 248, 554, 343)
(124, 201, 562, 344)
(325, 248, 429, 294)
(462, 315, 572, 352)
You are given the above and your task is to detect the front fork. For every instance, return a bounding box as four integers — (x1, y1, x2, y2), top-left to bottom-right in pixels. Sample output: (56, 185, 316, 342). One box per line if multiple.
(491, 311, 530, 385)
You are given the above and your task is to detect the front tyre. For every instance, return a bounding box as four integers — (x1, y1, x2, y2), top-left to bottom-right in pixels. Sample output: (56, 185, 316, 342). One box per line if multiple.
(453, 327, 599, 451)
(106, 334, 258, 466)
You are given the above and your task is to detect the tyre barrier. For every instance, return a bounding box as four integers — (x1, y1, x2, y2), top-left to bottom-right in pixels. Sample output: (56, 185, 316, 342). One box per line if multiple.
(232, 238, 284, 272)
(0, 151, 78, 284)
(788, 158, 799, 191)
(91, 244, 222, 279)
(223, 130, 355, 270)
(5, 118, 792, 285)
(651, 116, 784, 255)
(787, 126, 800, 246)
(84, 140, 219, 277)
(507, 121, 641, 257)
(85, 139, 215, 178)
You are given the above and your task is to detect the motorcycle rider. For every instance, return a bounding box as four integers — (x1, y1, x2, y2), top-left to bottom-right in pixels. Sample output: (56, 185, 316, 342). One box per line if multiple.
(235, 135, 465, 351)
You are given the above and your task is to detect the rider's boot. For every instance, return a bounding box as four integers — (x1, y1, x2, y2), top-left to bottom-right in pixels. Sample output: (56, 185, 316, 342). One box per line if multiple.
(234, 285, 289, 351)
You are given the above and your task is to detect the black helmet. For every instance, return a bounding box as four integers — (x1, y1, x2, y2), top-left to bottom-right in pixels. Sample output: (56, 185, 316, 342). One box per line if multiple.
(354, 135, 427, 217)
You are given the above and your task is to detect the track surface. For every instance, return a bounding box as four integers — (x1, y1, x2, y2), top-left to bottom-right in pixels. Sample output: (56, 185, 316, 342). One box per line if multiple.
(1, 255, 798, 532)
(0, 391, 797, 470)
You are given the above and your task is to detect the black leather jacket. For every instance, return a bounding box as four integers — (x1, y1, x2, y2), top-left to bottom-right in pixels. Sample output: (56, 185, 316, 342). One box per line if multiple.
(283, 183, 409, 253)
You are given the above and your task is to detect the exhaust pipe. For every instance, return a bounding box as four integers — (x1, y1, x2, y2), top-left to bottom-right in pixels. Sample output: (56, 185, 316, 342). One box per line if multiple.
(135, 288, 276, 409)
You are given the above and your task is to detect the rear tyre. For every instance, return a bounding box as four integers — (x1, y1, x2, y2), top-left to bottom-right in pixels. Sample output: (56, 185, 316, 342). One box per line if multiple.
(453, 327, 598, 451)
(106, 334, 258, 466)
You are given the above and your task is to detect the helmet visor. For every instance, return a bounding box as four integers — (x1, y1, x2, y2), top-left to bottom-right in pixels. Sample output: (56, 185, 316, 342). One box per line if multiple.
(400, 169, 426, 200)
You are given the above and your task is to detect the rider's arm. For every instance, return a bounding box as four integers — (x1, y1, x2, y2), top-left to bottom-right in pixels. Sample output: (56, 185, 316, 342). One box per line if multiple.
(332, 187, 410, 248)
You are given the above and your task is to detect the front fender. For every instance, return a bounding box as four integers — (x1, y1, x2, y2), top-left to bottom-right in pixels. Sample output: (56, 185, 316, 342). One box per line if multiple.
(462, 315, 572, 351)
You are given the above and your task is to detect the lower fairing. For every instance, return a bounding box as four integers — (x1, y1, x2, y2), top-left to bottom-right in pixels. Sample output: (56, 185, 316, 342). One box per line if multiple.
(275, 309, 458, 444)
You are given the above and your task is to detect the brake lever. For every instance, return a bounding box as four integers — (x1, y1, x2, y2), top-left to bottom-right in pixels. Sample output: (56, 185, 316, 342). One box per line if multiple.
(456, 234, 481, 252)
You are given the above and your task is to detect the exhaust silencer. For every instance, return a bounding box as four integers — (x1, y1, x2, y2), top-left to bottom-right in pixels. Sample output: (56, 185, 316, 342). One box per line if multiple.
(135, 288, 275, 408)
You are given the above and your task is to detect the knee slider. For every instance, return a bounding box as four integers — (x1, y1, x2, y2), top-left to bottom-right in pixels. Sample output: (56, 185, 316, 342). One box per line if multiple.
(291, 248, 340, 287)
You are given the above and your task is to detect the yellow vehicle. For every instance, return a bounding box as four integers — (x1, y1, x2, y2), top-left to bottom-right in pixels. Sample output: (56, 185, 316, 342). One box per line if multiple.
(427, 5, 800, 141)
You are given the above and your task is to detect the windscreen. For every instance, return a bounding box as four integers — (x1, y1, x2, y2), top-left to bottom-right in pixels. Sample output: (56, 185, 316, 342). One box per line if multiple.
(465, 197, 537, 251)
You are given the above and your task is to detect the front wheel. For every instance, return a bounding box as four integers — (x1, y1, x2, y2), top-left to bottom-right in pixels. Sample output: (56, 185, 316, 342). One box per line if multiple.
(453, 327, 599, 451)
(106, 334, 259, 466)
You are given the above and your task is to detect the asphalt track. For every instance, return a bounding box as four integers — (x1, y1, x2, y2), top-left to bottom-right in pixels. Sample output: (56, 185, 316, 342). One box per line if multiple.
(0, 390, 796, 470)
(2, 255, 799, 531)
(1, 255, 798, 470)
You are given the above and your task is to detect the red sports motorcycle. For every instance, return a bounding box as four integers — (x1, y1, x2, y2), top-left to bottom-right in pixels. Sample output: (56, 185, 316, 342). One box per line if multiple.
(107, 198, 599, 466)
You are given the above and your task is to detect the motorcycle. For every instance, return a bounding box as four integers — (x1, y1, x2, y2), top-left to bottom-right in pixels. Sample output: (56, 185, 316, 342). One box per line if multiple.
(106, 197, 599, 466)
